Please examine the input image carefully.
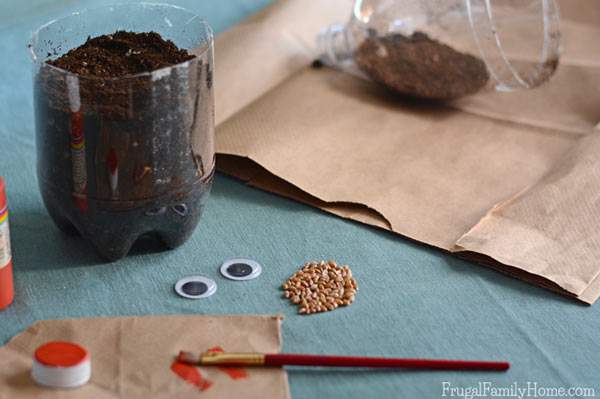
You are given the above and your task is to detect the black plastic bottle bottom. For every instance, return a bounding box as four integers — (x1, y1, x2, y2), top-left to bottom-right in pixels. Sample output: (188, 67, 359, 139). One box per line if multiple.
(39, 173, 213, 261)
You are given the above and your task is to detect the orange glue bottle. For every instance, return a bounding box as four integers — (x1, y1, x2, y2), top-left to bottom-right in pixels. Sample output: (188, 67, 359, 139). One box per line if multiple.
(0, 177, 14, 309)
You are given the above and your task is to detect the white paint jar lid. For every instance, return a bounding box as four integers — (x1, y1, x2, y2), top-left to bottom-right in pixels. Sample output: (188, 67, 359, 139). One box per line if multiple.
(32, 341, 91, 388)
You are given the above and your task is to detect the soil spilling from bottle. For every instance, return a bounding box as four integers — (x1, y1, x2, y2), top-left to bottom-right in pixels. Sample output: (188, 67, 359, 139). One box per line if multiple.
(36, 31, 214, 261)
(355, 31, 490, 100)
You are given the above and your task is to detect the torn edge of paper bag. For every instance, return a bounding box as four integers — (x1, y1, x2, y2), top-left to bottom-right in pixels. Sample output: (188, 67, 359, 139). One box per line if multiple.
(217, 154, 393, 231)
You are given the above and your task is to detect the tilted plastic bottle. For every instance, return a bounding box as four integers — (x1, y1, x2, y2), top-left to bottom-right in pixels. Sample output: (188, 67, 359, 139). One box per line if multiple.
(318, 0, 561, 99)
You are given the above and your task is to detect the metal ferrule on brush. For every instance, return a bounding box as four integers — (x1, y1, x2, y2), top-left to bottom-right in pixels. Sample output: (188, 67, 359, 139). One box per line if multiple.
(201, 352, 265, 366)
(179, 351, 265, 366)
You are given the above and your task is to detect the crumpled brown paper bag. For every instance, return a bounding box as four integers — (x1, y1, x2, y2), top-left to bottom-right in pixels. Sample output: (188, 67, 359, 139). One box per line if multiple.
(0, 315, 289, 399)
(214, 0, 600, 303)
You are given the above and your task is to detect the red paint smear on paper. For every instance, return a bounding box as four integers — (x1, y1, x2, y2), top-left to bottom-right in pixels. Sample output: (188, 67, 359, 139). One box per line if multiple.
(207, 346, 248, 380)
(171, 361, 213, 391)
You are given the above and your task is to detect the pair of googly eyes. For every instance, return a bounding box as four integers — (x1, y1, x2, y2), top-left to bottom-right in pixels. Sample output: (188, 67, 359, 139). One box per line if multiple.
(174, 258, 262, 299)
(146, 203, 188, 217)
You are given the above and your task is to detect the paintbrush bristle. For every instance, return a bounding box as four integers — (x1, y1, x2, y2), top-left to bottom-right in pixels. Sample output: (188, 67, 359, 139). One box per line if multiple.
(177, 351, 199, 364)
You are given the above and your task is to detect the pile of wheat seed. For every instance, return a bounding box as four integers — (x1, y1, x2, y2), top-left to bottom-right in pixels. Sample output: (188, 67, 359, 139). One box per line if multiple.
(282, 260, 357, 314)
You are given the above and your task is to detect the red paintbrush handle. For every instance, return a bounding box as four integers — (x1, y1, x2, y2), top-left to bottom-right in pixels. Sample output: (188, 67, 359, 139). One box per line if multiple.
(264, 354, 509, 371)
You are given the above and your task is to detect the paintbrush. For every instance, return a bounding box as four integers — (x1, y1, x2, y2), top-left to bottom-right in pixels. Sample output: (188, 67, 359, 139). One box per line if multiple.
(177, 350, 509, 371)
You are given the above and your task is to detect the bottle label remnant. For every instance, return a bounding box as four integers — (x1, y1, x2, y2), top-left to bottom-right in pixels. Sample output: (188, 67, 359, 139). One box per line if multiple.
(0, 206, 12, 268)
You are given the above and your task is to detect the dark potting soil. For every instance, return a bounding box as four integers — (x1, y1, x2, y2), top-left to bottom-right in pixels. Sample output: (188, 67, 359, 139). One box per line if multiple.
(355, 31, 490, 100)
(47, 31, 195, 78)
(36, 31, 214, 261)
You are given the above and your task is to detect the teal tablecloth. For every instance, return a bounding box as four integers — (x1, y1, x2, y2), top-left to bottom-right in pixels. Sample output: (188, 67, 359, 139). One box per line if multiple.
(1, 1, 599, 398)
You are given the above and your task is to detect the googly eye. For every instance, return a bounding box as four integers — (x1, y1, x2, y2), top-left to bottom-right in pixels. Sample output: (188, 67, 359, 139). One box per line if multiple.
(220, 258, 262, 281)
(145, 207, 166, 216)
(172, 203, 188, 216)
(174, 276, 217, 299)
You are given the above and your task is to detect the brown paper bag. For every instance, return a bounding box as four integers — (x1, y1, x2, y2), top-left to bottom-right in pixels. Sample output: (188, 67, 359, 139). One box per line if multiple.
(0, 315, 289, 399)
(213, 0, 600, 303)
(456, 126, 600, 303)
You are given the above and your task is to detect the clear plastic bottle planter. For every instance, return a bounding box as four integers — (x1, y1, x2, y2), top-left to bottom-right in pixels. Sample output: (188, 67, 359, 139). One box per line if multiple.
(318, 0, 561, 99)
(30, 4, 214, 261)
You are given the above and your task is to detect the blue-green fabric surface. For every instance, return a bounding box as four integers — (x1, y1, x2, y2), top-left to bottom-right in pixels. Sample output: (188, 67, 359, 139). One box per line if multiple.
(1, 1, 599, 398)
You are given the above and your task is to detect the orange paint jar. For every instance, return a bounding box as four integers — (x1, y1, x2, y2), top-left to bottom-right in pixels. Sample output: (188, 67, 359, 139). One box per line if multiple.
(0, 177, 14, 310)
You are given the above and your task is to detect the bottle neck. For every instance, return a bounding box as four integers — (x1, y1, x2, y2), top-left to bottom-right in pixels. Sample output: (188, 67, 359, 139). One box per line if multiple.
(317, 23, 356, 66)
